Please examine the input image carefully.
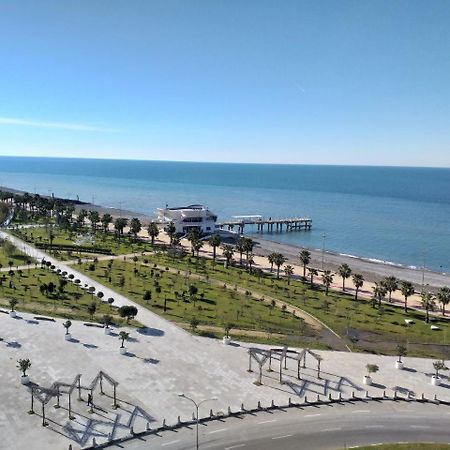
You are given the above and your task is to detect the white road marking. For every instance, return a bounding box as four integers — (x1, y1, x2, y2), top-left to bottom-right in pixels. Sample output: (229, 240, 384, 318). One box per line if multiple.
(272, 434, 293, 440)
(351, 409, 370, 413)
(322, 427, 342, 432)
(364, 425, 384, 429)
(207, 428, 227, 434)
(161, 440, 180, 447)
(410, 425, 430, 429)
(257, 419, 277, 424)
(225, 445, 246, 450)
(304, 413, 321, 418)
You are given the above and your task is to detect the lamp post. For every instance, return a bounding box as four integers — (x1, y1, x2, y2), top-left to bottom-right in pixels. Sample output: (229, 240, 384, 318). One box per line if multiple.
(178, 394, 218, 450)
(321, 233, 327, 271)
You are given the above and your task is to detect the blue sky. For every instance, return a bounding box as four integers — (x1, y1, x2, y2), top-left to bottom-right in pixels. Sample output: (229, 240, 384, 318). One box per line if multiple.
(0, 0, 449, 166)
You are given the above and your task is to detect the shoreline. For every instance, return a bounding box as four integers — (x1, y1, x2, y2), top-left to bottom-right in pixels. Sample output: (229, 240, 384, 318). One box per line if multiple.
(2, 184, 449, 288)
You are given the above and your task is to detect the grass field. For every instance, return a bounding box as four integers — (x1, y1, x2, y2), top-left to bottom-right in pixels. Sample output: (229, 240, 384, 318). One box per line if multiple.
(10, 226, 149, 260)
(75, 257, 321, 347)
(0, 238, 32, 268)
(0, 266, 139, 327)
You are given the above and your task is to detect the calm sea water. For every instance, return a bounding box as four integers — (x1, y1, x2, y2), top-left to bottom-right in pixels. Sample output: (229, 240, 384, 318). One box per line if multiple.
(0, 156, 449, 272)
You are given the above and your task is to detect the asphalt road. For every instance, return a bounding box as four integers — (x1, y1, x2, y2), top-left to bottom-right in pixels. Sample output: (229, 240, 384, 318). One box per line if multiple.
(118, 401, 450, 450)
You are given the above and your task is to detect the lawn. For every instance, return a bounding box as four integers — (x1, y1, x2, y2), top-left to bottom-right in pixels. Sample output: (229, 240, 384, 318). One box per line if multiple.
(75, 257, 320, 347)
(0, 237, 32, 268)
(10, 226, 149, 260)
(0, 266, 138, 327)
(125, 252, 450, 358)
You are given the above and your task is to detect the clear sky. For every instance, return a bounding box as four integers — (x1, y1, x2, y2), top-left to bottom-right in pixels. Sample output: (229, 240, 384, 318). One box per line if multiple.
(0, 0, 449, 167)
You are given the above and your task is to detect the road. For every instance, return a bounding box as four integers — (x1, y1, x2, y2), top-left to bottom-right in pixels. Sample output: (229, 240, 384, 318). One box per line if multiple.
(119, 401, 450, 450)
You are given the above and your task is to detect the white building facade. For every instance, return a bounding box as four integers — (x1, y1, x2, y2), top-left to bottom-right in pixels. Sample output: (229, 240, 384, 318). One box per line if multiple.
(156, 205, 218, 234)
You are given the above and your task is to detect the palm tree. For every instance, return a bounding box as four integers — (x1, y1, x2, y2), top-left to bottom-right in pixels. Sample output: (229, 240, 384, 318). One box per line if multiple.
(88, 210, 100, 231)
(235, 237, 246, 266)
(372, 281, 387, 308)
(284, 265, 294, 285)
(101, 213, 112, 233)
(147, 222, 160, 245)
(436, 286, 450, 316)
(421, 291, 435, 323)
(352, 273, 364, 300)
(208, 234, 221, 262)
(221, 244, 234, 267)
(165, 221, 177, 245)
(307, 267, 318, 287)
(321, 270, 334, 295)
(399, 280, 415, 313)
(129, 218, 142, 241)
(267, 252, 277, 273)
(187, 228, 202, 256)
(382, 276, 398, 302)
(114, 217, 128, 239)
(299, 249, 311, 278)
(338, 263, 352, 291)
(273, 253, 287, 279)
(243, 237, 254, 268)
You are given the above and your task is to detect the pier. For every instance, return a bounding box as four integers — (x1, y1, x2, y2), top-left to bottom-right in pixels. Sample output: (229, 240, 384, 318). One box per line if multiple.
(218, 215, 312, 234)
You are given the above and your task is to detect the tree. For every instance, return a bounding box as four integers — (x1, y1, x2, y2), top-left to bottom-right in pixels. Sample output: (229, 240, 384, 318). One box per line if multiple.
(382, 276, 398, 302)
(118, 305, 138, 323)
(396, 344, 407, 363)
(129, 218, 142, 241)
(103, 314, 113, 329)
(114, 217, 128, 239)
(17, 358, 31, 377)
(190, 317, 200, 331)
(267, 252, 277, 273)
(101, 213, 112, 233)
(9, 298, 18, 312)
(188, 285, 198, 305)
(352, 273, 364, 301)
(307, 267, 318, 287)
(223, 322, 234, 338)
(147, 222, 160, 245)
(143, 290, 152, 303)
(273, 253, 287, 279)
(399, 280, 415, 313)
(87, 302, 97, 320)
(321, 270, 334, 295)
(235, 237, 246, 266)
(243, 237, 254, 268)
(421, 291, 435, 323)
(77, 209, 88, 226)
(284, 265, 294, 285)
(88, 210, 100, 231)
(433, 360, 448, 378)
(165, 221, 177, 245)
(338, 263, 352, 291)
(208, 234, 221, 261)
(221, 244, 234, 267)
(372, 281, 387, 308)
(63, 320, 72, 335)
(119, 331, 129, 348)
(366, 364, 379, 377)
(299, 249, 311, 278)
(436, 286, 450, 316)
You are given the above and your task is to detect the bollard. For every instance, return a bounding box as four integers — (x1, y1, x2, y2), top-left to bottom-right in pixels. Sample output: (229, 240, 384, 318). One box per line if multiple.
(146, 422, 151, 431)
(107, 433, 112, 441)
(304, 396, 308, 403)
(210, 408, 214, 418)
(328, 393, 332, 401)
(130, 426, 134, 436)
(69, 446, 73, 450)
(257, 401, 262, 410)
(383, 390, 386, 398)
(192, 412, 196, 421)
(407, 391, 411, 400)
(162, 418, 166, 428)
(271, 400, 275, 408)
(352, 391, 355, 399)
(228, 406, 232, 415)
(339, 392, 342, 401)
(288, 397, 292, 406)
(393, 391, 397, 400)
(421, 393, 425, 401)
(241, 403, 245, 412)
(316, 395, 320, 403)
(177, 415, 181, 425)
(434, 394, 439, 404)
(365, 390, 369, 399)
(92, 438, 97, 447)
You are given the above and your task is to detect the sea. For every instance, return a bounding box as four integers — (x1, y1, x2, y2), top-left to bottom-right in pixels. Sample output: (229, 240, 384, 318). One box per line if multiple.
(0, 156, 449, 273)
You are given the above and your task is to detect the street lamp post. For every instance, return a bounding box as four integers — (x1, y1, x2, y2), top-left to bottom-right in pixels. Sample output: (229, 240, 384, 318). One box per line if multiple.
(178, 394, 218, 450)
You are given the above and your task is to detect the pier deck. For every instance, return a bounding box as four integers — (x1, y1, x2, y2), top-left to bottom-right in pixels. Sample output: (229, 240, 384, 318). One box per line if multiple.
(217, 216, 312, 234)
